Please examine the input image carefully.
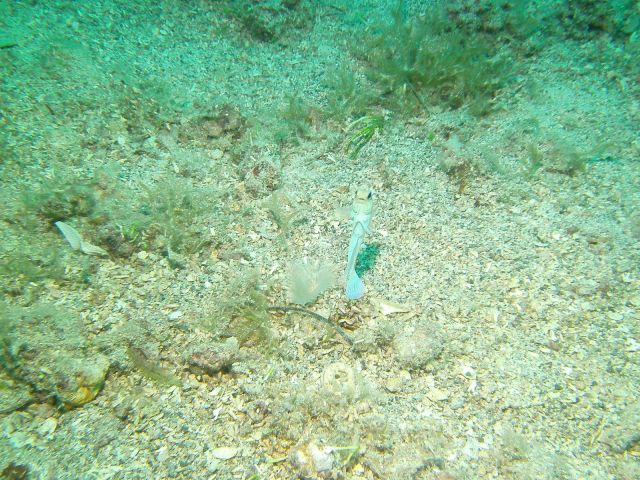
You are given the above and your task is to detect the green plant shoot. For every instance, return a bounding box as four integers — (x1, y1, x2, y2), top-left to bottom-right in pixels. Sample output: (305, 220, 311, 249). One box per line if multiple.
(345, 115, 384, 159)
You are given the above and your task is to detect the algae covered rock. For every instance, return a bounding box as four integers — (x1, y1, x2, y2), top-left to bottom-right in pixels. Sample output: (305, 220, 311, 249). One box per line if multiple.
(393, 318, 445, 370)
(1, 303, 109, 409)
(0, 374, 34, 414)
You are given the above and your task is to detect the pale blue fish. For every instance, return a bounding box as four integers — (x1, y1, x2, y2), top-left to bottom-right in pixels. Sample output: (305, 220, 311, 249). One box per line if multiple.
(345, 188, 373, 300)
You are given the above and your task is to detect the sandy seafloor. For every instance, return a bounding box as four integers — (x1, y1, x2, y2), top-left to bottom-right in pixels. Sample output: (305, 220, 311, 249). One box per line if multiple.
(1, 1, 639, 479)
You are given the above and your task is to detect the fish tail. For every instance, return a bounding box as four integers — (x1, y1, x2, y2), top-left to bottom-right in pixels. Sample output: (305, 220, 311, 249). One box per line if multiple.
(346, 270, 365, 300)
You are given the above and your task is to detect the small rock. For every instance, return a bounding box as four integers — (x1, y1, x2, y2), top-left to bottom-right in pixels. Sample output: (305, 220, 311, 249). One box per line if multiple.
(210, 148, 224, 160)
(210, 446, 237, 460)
(291, 441, 335, 477)
(425, 387, 450, 402)
(573, 279, 598, 296)
(309, 442, 334, 472)
(393, 320, 444, 370)
(451, 396, 466, 410)
(37, 417, 57, 438)
(608, 311, 624, 322)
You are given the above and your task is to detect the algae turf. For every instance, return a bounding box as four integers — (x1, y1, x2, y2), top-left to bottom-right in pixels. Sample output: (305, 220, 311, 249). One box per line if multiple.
(322, 66, 376, 122)
(203, 270, 274, 348)
(0, 302, 109, 410)
(272, 94, 322, 144)
(221, 0, 316, 43)
(18, 177, 98, 224)
(358, 1, 512, 115)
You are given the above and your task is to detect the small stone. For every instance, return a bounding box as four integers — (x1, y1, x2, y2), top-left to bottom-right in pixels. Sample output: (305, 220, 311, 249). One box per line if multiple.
(156, 446, 169, 462)
(210, 148, 224, 160)
(425, 387, 449, 402)
(37, 417, 57, 438)
(574, 279, 598, 296)
(210, 446, 237, 460)
(608, 311, 624, 322)
(205, 457, 219, 473)
(626, 338, 640, 352)
(309, 442, 334, 472)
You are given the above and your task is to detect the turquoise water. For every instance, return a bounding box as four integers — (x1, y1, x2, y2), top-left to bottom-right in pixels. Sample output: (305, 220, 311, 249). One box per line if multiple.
(1, 1, 639, 479)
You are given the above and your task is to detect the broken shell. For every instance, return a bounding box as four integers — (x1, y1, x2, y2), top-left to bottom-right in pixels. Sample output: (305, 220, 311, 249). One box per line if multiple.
(59, 355, 110, 408)
(55, 221, 82, 250)
(60, 385, 101, 408)
(55, 221, 108, 256)
(371, 297, 412, 316)
(79, 241, 108, 257)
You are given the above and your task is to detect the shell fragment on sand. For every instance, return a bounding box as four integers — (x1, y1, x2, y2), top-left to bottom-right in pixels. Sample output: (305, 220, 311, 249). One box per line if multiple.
(370, 297, 412, 316)
(55, 221, 108, 257)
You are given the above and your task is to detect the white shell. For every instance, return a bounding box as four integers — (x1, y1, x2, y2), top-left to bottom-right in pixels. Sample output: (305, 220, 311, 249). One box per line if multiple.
(80, 241, 108, 257)
(55, 221, 82, 250)
(55, 221, 107, 256)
